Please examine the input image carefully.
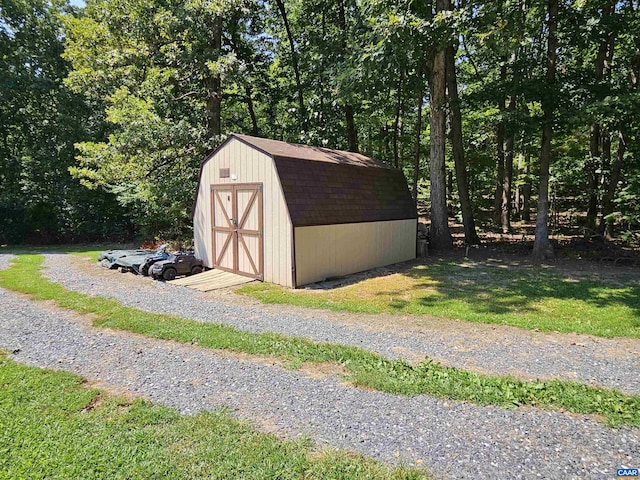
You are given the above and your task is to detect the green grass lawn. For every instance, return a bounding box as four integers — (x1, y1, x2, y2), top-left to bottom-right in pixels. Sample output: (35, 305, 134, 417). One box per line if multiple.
(0, 353, 424, 479)
(239, 261, 640, 338)
(1, 253, 640, 427)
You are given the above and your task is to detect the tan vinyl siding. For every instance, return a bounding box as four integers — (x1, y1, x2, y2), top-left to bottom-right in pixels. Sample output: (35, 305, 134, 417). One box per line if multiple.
(294, 219, 417, 286)
(193, 138, 293, 287)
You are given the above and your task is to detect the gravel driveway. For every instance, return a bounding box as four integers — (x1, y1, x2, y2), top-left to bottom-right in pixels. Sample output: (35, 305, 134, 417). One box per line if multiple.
(2, 285, 639, 479)
(1, 253, 639, 479)
(40, 253, 640, 395)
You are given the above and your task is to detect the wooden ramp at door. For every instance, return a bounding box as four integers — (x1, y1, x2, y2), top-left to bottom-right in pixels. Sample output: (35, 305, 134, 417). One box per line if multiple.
(169, 268, 254, 292)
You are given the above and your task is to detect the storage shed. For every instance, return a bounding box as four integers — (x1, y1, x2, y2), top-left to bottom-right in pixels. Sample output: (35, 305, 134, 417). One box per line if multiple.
(193, 134, 417, 287)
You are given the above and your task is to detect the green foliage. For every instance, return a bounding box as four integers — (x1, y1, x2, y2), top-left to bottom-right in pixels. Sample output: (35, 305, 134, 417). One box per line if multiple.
(62, 0, 230, 238)
(613, 170, 640, 242)
(60, 0, 438, 237)
(0, 354, 425, 479)
(3, 0, 640, 242)
(0, 0, 129, 244)
(2, 253, 640, 427)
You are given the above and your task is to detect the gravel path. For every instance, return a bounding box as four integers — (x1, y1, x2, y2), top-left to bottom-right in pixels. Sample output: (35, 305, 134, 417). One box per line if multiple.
(1, 283, 638, 479)
(0, 254, 14, 270)
(39, 253, 640, 395)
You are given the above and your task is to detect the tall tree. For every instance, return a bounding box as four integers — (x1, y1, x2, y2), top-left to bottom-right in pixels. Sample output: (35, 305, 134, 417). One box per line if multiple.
(494, 60, 507, 223)
(520, 149, 532, 222)
(336, 0, 359, 152)
(502, 94, 516, 233)
(412, 70, 425, 203)
(532, 0, 559, 260)
(585, 0, 616, 230)
(600, 130, 627, 236)
(429, 0, 453, 250)
(446, 42, 480, 245)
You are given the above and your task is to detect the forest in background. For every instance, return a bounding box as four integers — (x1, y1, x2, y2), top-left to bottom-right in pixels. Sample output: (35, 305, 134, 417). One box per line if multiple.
(1, 0, 639, 257)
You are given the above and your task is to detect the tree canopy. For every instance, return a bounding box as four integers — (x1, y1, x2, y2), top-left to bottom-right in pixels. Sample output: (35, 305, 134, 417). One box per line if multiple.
(2, 0, 639, 248)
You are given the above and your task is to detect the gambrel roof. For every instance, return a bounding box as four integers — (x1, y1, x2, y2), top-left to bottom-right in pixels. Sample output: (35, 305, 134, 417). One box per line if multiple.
(196, 133, 417, 227)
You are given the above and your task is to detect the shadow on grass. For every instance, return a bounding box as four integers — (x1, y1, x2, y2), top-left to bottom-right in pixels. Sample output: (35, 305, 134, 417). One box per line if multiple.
(399, 260, 640, 327)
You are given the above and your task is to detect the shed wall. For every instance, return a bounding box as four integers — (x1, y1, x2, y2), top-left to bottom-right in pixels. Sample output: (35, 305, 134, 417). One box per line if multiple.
(294, 219, 417, 286)
(193, 138, 294, 287)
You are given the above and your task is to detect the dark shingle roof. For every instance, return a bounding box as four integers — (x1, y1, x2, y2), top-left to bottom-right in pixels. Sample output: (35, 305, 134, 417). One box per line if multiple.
(272, 156, 416, 227)
(196, 134, 417, 226)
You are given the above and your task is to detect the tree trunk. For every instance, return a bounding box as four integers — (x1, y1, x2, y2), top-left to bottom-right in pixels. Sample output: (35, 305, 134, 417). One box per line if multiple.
(337, 0, 359, 152)
(412, 78, 424, 204)
(445, 45, 479, 244)
(382, 125, 391, 162)
(587, 0, 616, 229)
(515, 185, 521, 218)
(494, 61, 507, 222)
(205, 16, 223, 138)
(521, 152, 532, 222)
(602, 128, 612, 175)
(274, 0, 305, 126)
(632, 46, 639, 88)
(599, 130, 627, 236)
(393, 70, 404, 168)
(502, 95, 516, 233)
(586, 122, 600, 229)
(318, 8, 326, 126)
(532, 0, 558, 261)
(521, 103, 532, 222)
(344, 105, 359, 152)
(428, 0, 453, 250)
(245, 85, 259, 136)
(228, 19, 259, 137)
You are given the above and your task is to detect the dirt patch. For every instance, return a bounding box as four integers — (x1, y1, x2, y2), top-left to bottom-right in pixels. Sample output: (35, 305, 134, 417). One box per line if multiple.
(298, 361, 349, 379)
(10, 293, 101, 328)
(79, 392, 104, 412)
(81, 381, 142, 404)
(242, 413, 299, 441)
(184, 349, 348, 381)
